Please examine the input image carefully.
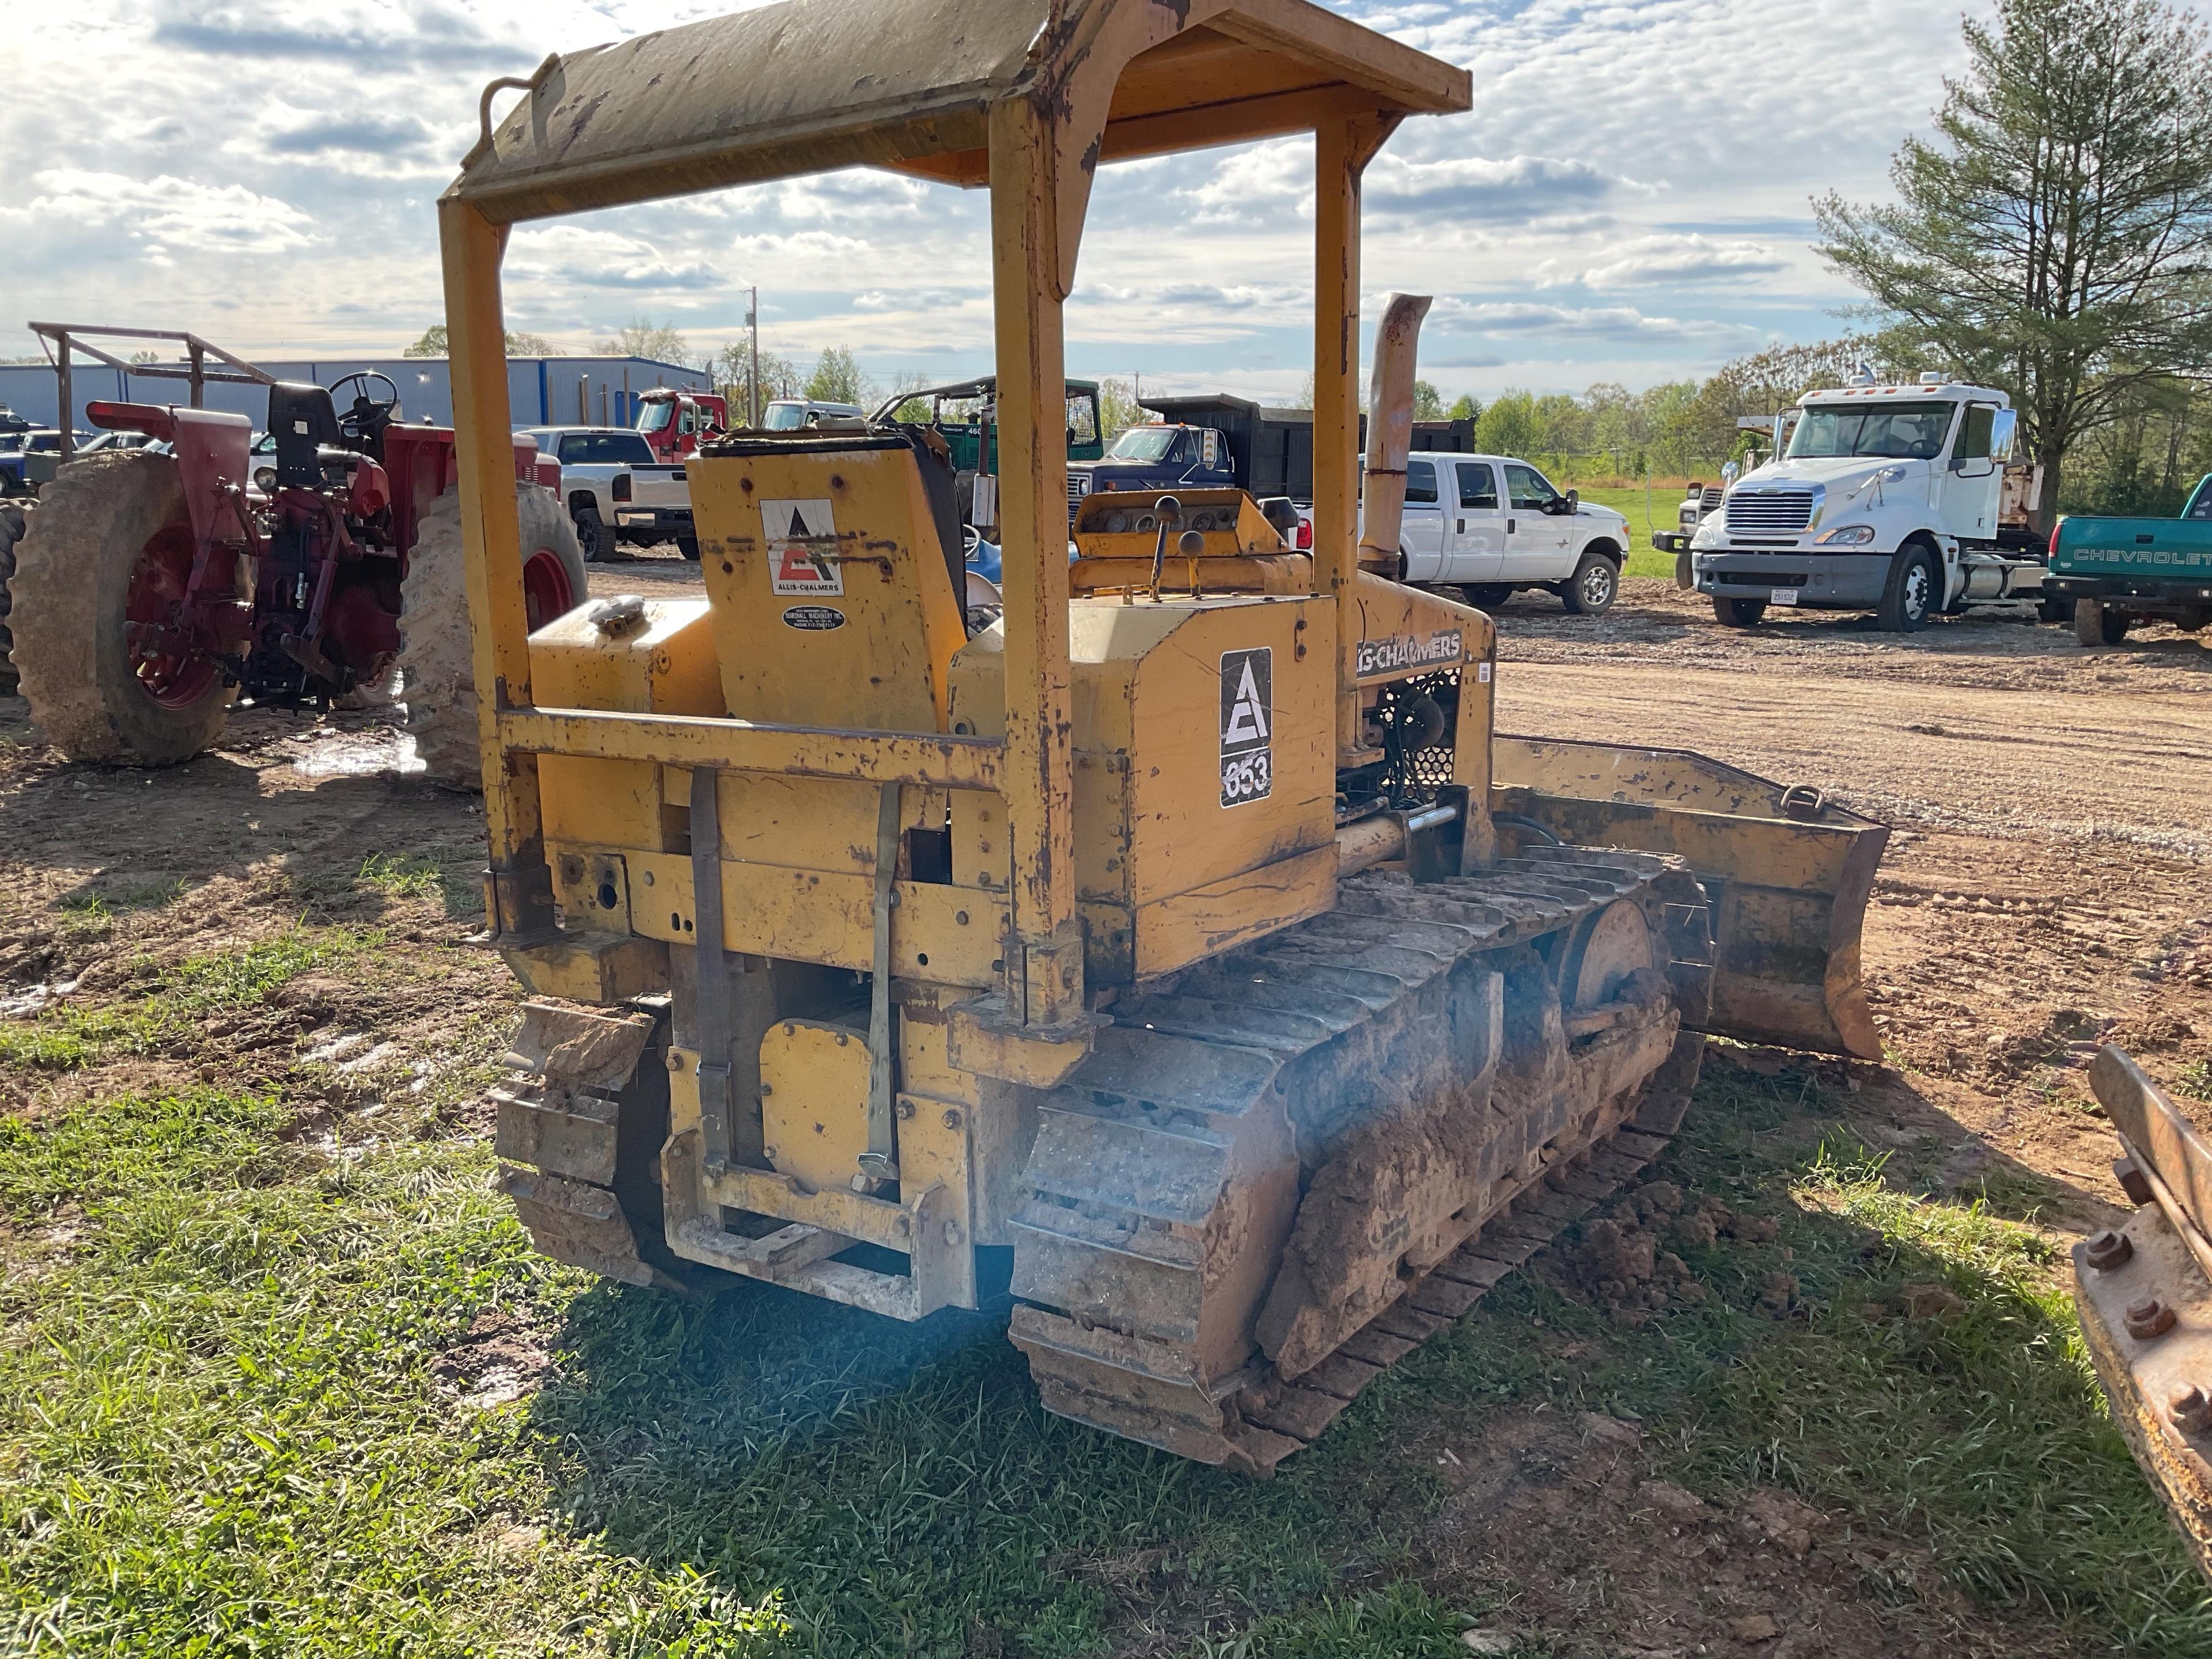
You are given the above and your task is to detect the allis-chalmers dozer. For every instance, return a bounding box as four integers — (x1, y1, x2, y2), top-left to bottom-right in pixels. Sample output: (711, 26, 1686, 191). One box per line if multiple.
(444, 0, 1889, 1472)
(8, 361, 584, 781)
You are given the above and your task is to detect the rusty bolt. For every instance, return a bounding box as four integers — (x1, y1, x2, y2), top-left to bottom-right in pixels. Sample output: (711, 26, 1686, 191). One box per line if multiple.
(942, 1107, 963, 1129)
(895, 1099, 915, 1120)
(2116, 1158, 2154, 1207)
(2126, 1297, 2178, 1340)
(2172, 1387, 2212, 1434)
(2086, 1230, 2134, 1271)
(665, 1050, 684, 1072)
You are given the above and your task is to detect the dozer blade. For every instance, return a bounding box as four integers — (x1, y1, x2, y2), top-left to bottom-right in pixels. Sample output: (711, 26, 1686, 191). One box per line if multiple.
(1493, 736, 1889, 1059)
(2074, 1047, 2212, 1582)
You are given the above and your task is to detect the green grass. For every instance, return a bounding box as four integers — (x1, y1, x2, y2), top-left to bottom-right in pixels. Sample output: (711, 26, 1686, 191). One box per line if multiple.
(157, 925, 384, 1014)
(355, 851, 484, 918)
(1573, 484, 1683, 579)
(3, 1047, 2209, 1653)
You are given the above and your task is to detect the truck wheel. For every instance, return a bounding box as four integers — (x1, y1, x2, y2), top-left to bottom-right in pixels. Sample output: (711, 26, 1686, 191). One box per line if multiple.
(1460, 583, 1512, 610)
(573, 503, 615, 563)
(399, 483, 585, 787)
(676, 530, 700, 561)
(1713, 596, 1767, 628)
(1674, 550, 1694, 590)
(2074, 598, 2130, 647)
(1561, 550, 1619, 616)
(10, 451, 240, 764)
(1877, 544, 1938, 632)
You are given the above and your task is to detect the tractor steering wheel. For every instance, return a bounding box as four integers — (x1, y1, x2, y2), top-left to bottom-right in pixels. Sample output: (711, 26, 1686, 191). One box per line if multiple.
(328, 370, 401, 445)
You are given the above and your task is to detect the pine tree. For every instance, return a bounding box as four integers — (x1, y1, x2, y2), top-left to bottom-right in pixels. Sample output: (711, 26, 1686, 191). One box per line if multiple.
(1816, 0, 2212, 528)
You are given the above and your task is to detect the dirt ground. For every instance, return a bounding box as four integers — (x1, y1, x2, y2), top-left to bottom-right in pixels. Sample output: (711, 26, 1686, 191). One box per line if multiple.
(3, 559, 2209, 1655)
(1493, 579, 2212, 1211)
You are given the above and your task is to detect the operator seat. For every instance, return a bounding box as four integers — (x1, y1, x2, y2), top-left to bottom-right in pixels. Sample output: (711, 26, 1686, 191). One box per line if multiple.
(266, 382, 346, 488)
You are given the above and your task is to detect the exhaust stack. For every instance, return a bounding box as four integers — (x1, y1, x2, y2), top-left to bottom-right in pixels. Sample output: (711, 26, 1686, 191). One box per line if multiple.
(1356, 293, 1433, 575)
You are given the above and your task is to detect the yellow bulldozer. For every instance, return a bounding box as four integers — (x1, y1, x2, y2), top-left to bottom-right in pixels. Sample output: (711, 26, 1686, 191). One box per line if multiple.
(441, 0, 1888, 1473)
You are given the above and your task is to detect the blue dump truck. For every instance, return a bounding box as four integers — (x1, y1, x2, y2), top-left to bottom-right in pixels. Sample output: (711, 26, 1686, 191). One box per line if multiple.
(2046, 477, 2212, 645)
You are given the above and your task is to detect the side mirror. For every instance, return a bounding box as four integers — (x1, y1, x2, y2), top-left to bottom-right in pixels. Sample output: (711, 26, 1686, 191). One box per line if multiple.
(1565, 489, 1580, 514)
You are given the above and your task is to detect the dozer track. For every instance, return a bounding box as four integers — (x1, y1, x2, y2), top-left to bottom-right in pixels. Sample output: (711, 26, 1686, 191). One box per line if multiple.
(1007, 843, 1711, 1474)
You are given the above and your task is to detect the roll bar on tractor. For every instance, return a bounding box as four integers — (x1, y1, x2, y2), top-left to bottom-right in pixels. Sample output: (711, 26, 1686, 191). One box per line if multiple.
(26, 324, 274, 465)
(438, 0, 1469, 1043)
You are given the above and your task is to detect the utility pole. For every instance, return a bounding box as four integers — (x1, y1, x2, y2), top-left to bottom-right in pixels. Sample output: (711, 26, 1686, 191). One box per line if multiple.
(749, 286, 761, 427)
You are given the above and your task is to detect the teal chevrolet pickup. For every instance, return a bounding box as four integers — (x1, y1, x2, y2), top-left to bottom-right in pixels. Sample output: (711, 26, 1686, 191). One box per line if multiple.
(2045, 477, 2212, 645)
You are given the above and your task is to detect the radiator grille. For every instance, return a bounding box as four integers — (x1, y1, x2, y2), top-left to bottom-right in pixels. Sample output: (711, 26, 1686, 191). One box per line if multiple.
(1724, 488, 1815, 536)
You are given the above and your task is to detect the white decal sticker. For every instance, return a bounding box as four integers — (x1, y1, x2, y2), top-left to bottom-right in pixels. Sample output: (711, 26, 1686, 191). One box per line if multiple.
(1477, 661, 1493, 684)
(762, 497, 843, 595)
(1219, 648, 1272, 808)
(1354, 627, 1463, 680)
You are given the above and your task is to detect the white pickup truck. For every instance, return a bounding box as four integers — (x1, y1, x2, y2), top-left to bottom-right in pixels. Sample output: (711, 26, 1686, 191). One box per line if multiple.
(517, 426, 694, 560)
(1685, 376, 2047, 630)
(1390, 452, 1633, 615)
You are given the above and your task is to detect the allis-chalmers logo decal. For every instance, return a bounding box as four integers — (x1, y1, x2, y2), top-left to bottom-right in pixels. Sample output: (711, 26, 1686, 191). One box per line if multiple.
(1354, 627, 1463, 680)
(762, 498, 843, 595)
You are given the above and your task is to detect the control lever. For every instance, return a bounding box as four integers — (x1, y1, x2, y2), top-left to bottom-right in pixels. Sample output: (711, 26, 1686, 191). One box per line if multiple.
(1147, 494, 1182, 601)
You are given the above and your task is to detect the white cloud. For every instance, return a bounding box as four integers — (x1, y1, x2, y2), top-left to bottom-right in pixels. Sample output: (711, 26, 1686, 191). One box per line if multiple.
(1551, 233, 1789, 289)
(11, 169, 320, 253)
(0, 0, 1979, 397)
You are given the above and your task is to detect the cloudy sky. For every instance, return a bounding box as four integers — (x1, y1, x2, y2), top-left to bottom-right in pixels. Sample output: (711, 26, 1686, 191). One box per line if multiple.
(2, 0, 1980, 404)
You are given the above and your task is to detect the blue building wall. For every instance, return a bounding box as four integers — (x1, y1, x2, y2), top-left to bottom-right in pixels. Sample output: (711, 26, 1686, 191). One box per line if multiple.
(0, 354, 710, 433)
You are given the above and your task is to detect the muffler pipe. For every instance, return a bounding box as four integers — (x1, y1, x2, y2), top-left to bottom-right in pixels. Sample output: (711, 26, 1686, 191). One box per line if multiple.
(1356, 293, 1434, 576)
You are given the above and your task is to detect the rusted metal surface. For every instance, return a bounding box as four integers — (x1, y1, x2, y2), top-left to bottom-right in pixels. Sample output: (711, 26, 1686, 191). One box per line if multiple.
(1355, 293, 1431, 574)
(1006, 845, 1712, 1472)
(2075, 1047, 2212, 1583)
(446, 0, 1469, 224)
(2075, 1204, 2212, 1581)
(1494, 735, 1889, 1058)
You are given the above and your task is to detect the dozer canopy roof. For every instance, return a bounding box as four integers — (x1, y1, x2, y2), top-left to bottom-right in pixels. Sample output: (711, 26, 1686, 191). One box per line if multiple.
(445, 0, 1469, 222)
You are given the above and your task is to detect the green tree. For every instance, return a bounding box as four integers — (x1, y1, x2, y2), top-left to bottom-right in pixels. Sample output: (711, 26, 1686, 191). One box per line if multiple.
(1815, 0, 2212, 530)
(1446, 393, 1480, 423)
(1474, 389, 1540, 459)
(804, 346, 867, 405)
(1411, 380, 1444, 420)
(403, 324, 554, 358)
(593, 318, 693, 365)
(1097, 376, 1143, 441)
(716, 342, 800, 422)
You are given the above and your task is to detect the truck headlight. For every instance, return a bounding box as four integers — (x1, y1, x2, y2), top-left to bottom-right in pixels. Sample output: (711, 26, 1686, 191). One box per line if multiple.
(1815, 524, 1876, 546)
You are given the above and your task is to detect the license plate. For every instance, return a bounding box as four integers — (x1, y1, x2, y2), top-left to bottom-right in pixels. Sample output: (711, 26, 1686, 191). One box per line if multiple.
(1772, 587, 1799, 605)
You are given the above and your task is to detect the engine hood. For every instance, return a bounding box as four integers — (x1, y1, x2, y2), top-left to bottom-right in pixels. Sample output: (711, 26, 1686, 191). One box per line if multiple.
(1736, 454, 1930, 497)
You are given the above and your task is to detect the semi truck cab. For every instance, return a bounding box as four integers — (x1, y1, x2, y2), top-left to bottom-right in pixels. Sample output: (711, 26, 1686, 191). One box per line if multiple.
(1690, 376, 2047, 631)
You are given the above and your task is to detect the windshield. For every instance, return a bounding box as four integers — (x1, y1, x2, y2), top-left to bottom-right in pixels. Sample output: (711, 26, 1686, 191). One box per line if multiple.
(1108, 427, 1179, 462)
(635, 400, 675, 433)
(559, 431, 656, 466)
(1788, 401, 1956, 460)
(762, 401, 809, 431)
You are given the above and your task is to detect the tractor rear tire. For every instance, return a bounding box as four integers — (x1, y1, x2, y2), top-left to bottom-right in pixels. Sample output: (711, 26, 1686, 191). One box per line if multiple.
(10, 452, 238, 763)
(397, 483, 585, 787)
(0, 500, 27, 695)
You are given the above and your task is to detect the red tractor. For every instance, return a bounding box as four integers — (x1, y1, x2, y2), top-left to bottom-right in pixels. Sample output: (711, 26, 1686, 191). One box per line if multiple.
(7, 373, 585, 782)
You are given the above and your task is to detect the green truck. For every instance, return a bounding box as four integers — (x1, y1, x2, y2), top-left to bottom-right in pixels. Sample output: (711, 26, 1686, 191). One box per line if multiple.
(2046, 477, 2212, 645)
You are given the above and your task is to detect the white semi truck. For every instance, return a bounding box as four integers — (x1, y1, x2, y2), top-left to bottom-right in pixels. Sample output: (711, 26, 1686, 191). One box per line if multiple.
(1673, 375, 2048, 631)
